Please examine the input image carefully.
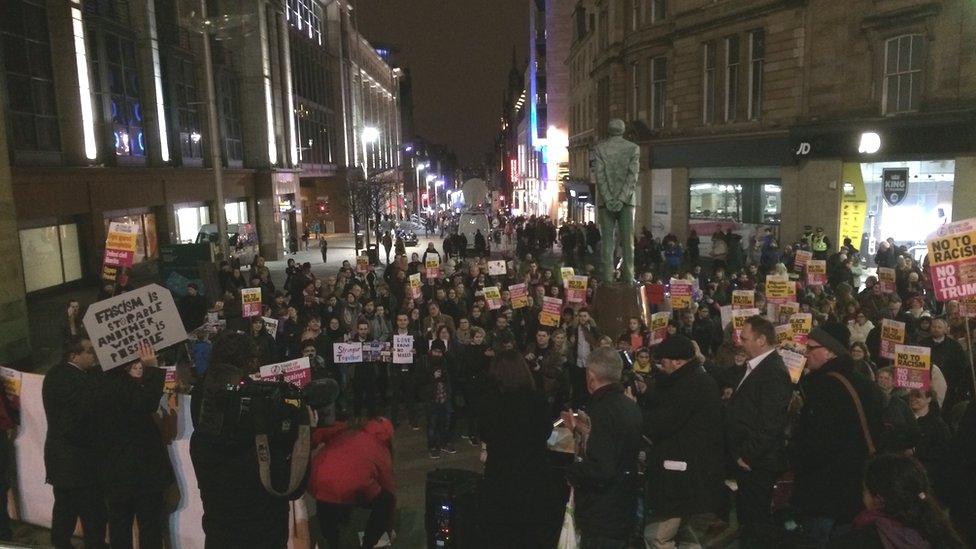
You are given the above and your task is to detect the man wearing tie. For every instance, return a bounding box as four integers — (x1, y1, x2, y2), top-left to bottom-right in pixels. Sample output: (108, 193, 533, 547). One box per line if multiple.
(725, 316, 793, 547)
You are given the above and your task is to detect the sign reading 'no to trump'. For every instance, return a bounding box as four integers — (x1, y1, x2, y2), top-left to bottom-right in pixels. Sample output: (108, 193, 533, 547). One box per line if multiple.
(928, 218, 976, 301)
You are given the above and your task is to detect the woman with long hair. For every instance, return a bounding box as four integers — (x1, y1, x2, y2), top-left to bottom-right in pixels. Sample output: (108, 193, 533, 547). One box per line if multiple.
(910, 387, 951, 502)
(829, 454, 965, 548)
(478, 351, 562, 548)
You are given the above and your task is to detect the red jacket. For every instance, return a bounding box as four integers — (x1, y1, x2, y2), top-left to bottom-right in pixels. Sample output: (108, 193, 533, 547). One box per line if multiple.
(308, 419, 395, 505)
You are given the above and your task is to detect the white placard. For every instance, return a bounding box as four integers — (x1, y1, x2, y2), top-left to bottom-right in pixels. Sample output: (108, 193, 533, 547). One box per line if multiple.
(393, 334, 414, 364)
(333, 342, 363, 364)
(259, 357, 312, 388)
(262, 316, 279, 339)
(488, 260, 507, 276)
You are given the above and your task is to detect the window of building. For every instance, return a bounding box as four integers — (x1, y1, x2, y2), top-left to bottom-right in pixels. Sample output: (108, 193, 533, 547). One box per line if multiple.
(725, 36, 739, 122)
(883, 34, 923, 115)
(164, 57, 203, 161)
(286, 0, 323, 45)
(649, 0, 665, 22)
(19, 223, 83, 293)
(225, 200, 249, 225)
(176, 204, 210, 244)
(631, 62, 640, 120)
(702, 41, 716, 125)
(217, 68, 243, 163)
(748, 29, 764, 120)
(574, 7, 587, 41)
(87, 24, 145, 158)
(689, 180, 781, 224)
(599, 8, 609, 50)
(631, 0, 642, 30)
(651, 56, 667, 129)
(1, 0, 60, 156)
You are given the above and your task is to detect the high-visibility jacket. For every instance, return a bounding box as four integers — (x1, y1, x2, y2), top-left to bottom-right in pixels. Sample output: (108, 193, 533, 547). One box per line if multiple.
(812, 234, 828, 252)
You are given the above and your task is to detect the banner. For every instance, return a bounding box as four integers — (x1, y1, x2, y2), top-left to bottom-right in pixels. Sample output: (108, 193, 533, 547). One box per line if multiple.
(488, 260, 507, 276)
(877, 267, 896, 294)
(393, 334, 414, 364)
(806, 260, 827, 286)
(259, 357, 312, 389)
(649, 311, 670, 345)
(425, 257, 441, 279)
(893, 344, 931, 391)
(362, 341, 390, 362)
(0, 367, 21, 412)
(484, 286, 502, 310)
(83, 284, 188, 370)
(669, 279, 693, 310)
(241, 287, 262, 318)
(779, 349, 807, 384)
(262, 316, 279, 339)
(409, 273, 422, 299)
(732, 290, 755, 310)
(879, 318, 906, 360)
(927, 218, 976, 301)
(357, 255, 369, 274)
(509, 283, 528, 309)
(539, 296, 562, 327)
(765, 275, 795, 305)
(566, 275, 588, 304)
(775, 324, 794, 347)
(732, 307, 760, 345)
(790, 313, 813, 346)
(333, 342, 363, 364)
(794, 250, 812, 271)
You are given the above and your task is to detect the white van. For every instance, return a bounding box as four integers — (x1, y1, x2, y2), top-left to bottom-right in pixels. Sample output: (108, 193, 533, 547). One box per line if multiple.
(196, 223, 259, 267)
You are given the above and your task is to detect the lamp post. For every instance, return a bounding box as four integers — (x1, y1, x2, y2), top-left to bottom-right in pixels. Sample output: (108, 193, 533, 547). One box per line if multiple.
(360, 126, 379, 253)
(414, 161, 426, 216)
(425, 174, 436, 212)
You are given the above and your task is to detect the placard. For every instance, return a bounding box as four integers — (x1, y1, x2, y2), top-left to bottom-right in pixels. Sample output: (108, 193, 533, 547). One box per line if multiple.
(333, 342, 363, 364)
(488, 260, 507, 276)
(893, 344, 931, 391)
(102, 222, 140, 281)
(777, 302, 800, 325)
(357, 255, 369, 274)
(670, 279, 693, 310)
(649, 311, 670, 345)
(732, 290, 755, 310)
(259, 357, 312, 389)
(961, 296, 976, 318)
(262, 316, 278, 339)
(0, 367, 22, 412)
(566, 275, 588, 304)
(409, 273, 422, 299)
(362, 341, 389, 362)
(794, 250, 812, 272)
(393, 334, 414, 364)
(483, 286, 503, 310)
(879, 318, 906, 360)
(509, 283, 528, 309)
(765, 275, 795, 305)
(83, 284, 189, 370)
(927, 218, 976, 301)
(720, 305, 733, 329)
(775, 324, 794, 347)
(806, 260, 827, 286)
(163, 366, 178, 394)
(241, 287, 262, 318)
(732, 307, 761, 345)
(539, 296, 562, 327)
(779, 349, 807, 384)
(877, 267, 896, 294)
(425, 257, 441, 279)
(644, 284, 666, 305)
(560, 267, 575, 285)
(790, 313, 813, 346)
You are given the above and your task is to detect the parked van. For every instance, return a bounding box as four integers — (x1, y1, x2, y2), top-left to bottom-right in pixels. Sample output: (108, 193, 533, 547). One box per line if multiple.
(196, 223, 259, 267)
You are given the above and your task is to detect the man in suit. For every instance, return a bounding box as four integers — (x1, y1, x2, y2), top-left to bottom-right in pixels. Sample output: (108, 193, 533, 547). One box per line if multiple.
(725, 316, 793, 547)
(43, 336, 108, 549)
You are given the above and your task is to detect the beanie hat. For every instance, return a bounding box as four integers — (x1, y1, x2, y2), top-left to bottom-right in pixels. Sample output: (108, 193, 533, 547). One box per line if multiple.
(653, 334, 696, 361)
(429, 339, 446, 353)
(808, 321, 850, 357)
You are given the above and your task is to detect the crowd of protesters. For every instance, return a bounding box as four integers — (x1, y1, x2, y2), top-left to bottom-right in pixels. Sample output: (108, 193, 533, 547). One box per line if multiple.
(30, 211, 976, 548)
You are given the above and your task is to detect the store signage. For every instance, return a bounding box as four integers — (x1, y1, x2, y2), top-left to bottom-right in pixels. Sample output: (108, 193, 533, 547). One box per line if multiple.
(794, 142, 811, 156)
(882, 168, 909, 206)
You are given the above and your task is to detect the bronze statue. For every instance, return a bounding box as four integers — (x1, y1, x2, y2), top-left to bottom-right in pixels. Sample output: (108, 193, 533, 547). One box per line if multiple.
(591, 119, 639, 282)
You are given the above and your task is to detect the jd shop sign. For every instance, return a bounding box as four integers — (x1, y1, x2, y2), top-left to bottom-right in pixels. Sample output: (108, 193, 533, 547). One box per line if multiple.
(883, 168, 909, 206)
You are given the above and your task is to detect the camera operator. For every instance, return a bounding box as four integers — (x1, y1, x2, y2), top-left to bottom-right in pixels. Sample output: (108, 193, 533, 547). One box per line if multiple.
(190, 331, 310, 548)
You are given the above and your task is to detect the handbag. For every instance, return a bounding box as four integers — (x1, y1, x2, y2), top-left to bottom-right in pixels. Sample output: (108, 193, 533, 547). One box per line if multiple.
(825, 371, 876, 455)
(557, 488, 580, 549)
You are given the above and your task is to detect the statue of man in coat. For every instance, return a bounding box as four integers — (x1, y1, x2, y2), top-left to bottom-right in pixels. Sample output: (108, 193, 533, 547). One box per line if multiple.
(591, 119, 640, 282)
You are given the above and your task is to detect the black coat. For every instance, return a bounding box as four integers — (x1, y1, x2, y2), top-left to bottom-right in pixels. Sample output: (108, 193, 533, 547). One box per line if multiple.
(724, 350, 793, 473)
(642, 359, 725, 517)
(478, 388, 562, 526)
(96, 367, 174, 500)
(567, 384, 643, 540)
(789, 355, 884, 521)
(919, 336, 972, 408)
(42, 362, 102, 488)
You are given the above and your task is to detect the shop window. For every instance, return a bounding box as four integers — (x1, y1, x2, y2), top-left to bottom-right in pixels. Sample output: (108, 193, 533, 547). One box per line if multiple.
(1, 0, 60, 156)
(651, 56, 667, 129)
(689, 180, 781, 224)
(725, 36, 740, 122)
(103, 213, 157, 263)
(225, 200, 249, 225)
(176, 205, 210, 244)
(748, 29, 764, 120)
(702, 41, 717, 125)
(883, 34, 923, 115)
(19, 224, 83, 293)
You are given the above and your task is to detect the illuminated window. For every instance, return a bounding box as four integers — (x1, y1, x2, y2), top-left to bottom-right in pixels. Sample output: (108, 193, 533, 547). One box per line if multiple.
(217, 68, 243, 163)
(19, 224, 83, 293)
(87, 25, 144, 157)
(163, 57, 203, 161)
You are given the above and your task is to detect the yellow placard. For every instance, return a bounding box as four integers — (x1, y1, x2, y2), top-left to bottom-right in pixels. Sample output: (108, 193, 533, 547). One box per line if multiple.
(732, 290, 755, 310)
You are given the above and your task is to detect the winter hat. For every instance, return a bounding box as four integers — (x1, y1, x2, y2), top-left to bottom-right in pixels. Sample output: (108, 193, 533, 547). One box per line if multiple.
(808, 321, 850, 357)
(429, 339, 447, 353)
(653, 334, 696, 361)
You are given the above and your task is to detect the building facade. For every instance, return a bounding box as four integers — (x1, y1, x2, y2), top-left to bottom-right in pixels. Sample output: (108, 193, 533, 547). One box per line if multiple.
(568, 0, 976, 256)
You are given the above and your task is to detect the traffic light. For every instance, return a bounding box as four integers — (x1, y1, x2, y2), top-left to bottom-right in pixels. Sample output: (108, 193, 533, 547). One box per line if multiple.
(316, 200, 329, 214)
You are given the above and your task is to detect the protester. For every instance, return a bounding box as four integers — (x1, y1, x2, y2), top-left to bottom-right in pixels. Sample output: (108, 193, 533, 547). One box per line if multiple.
(423, 339, 454, 458)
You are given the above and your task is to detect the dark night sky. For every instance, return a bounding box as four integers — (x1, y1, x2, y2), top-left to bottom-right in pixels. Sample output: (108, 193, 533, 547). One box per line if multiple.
(356, 0, 529, 166)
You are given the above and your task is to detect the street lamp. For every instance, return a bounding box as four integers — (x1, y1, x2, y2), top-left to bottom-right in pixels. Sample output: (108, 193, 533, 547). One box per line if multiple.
(414, 161, 427, 215)
(361, 126, 380, 181)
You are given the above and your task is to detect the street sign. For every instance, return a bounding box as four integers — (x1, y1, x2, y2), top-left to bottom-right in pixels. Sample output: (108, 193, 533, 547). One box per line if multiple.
(882, 168, 909, 206)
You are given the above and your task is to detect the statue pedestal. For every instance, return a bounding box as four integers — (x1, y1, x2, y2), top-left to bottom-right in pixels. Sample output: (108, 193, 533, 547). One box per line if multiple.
(590, 282, 642, 339)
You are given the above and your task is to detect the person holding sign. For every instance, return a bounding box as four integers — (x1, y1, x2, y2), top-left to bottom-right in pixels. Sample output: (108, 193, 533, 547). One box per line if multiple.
(790, 322, 884, 544)
(388, 313, 424, 429)
(919, 318, 973, 414)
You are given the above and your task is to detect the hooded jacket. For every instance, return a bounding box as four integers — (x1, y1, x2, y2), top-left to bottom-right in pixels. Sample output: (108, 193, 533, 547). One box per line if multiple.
(308, 419, 395, 505)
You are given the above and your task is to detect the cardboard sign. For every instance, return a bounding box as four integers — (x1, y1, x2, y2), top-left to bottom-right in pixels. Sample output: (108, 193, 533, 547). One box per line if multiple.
(409, 273, 422, 299)
(765, 275, 795, 305)
(83, 284, 188, 370)
(927, 218, 976, 301)
(0, 367, 22, 412)
(259, 357, 312, 389)
(357, 255, 369, 274)
(880, 318, 907, 360)
(241, 287, 262, 318)
(333, 342, 363, 364)
(566, 275, 588, 304)
(670, 279, 693, 310)
(790, 313, 813, 345)
(560, 267, 575, 285)
(484, 286, 502, 310)
(877, 267, 896, 294)
(893, 344, 931, 391)
(363, 341, 390, 362)
(732, 290, 755, 310)
(775, 324, 794, 347)
(539, 296, 562, 327)
(779, 349, 807, 384)
(794, 250, 812, 271)
(488, 260, 507, 276)
(425, 257, 441, 279)
(509, 283, 529, 309)
(393, 334, 414, 364)
(649, 311, 670, 345)
(262, 317, 278, 339)
(732, 307, 760, 345)
(806, 260, 827, 286)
